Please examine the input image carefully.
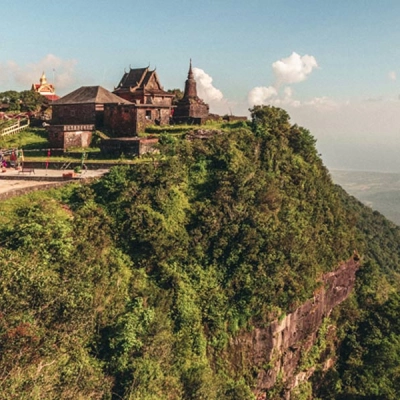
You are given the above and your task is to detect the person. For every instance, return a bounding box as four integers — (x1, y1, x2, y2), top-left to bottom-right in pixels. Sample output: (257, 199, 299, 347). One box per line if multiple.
(10, 150, 17, 167)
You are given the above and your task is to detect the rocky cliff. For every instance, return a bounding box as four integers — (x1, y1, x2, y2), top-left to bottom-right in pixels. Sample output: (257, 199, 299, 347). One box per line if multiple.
(228, 258, 360, 399)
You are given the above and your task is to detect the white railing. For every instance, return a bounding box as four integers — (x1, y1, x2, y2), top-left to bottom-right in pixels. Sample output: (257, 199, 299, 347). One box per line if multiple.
(0, 119, 30, 136)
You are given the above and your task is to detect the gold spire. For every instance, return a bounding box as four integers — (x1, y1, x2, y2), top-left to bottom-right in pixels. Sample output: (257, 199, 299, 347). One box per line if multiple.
(40, 72, 47, 85)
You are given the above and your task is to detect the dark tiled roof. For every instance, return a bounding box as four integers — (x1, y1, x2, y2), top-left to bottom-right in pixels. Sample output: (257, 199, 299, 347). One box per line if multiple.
(54, 86, 132, 105)
(117, 68, 149, 89)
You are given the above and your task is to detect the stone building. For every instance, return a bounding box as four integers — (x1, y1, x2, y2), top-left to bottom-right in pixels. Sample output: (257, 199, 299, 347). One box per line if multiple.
(51, 86, 131, 127)
(111, 67, 174, 133)
(32, 72, 59, 102)
(48, 85, 131, 149)
(173, 60, 209, 124)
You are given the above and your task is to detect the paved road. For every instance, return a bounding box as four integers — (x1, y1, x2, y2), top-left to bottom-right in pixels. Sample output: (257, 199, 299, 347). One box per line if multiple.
(0, 168, 109, 195)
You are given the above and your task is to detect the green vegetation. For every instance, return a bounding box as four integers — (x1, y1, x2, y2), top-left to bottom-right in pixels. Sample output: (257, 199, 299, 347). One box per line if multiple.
(312, 189, 400, 399)
(0, 106, 399, 398)
(0, 90, 48, 112)
(0, 127, 48, 150)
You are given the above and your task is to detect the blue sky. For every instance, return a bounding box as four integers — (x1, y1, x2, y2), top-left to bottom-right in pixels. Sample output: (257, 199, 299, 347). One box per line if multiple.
(2, 1, 400, 171)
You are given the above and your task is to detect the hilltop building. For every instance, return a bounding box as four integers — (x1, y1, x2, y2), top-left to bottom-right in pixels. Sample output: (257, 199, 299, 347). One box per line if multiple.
(31, 72, 59, 102)
(173, 60, 209, 124)
(51, 85, 130, 126)
(48, 85, 131, 149)
(111, 66, 174, 132)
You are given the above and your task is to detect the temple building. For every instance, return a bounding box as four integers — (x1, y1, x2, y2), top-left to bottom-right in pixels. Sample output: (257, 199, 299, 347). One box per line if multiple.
(173, 60, 209, 124)
(31, 72, 59, 101)
(48, 85, 131, 149)
(112, 66, 173, 130)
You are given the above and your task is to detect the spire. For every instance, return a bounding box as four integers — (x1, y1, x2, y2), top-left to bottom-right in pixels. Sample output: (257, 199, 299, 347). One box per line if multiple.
(184, 59, 197, 98)
(40, 71, 47, 85)
(188, 58, 194, 80)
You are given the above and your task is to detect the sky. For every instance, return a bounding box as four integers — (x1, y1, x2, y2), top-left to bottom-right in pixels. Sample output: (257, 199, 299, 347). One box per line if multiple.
(1, 0, 400, 172)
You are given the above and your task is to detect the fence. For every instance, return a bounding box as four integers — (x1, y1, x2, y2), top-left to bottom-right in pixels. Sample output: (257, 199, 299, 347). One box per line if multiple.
(0, 119, 30, 136)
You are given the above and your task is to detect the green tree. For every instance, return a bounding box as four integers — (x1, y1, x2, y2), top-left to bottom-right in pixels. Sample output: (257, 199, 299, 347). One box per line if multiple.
(0, 90, 21, 111)
(20, 89, 48, 112)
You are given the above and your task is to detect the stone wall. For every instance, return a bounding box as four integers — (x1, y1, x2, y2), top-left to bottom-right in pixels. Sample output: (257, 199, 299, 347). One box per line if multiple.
(104, 104, 170, 136)
(99, 137, 158, 157)
(47, 125, 93, 149)
(104, 104, 138, 136)
(0, 181, 71, 201)
(52, 104, 98, 125)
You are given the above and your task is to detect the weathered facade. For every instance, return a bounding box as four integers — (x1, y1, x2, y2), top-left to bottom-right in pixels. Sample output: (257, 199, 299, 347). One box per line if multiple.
(51, 86, 131, 127)
(47, 124, 94, 150)
(104, 103, 171, 136)
(111, 67, 174, 132)
(48, 86, 131, 149)
(173, 61, 209, 124)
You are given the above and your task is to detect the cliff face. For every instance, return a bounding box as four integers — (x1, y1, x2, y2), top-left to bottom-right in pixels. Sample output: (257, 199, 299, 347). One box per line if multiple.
(228, 258, 360, 399)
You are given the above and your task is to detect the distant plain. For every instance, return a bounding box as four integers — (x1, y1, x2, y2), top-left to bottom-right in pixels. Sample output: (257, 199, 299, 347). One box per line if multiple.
(330, 170, 400, 226)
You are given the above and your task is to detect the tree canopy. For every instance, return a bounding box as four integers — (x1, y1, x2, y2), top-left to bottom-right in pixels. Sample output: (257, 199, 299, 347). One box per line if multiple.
(0, 89, 48, 112)
(0, 106, 398, 399)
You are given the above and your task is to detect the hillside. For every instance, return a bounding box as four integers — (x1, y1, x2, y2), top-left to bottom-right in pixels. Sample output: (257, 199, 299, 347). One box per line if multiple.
(0, 106, 399, 399)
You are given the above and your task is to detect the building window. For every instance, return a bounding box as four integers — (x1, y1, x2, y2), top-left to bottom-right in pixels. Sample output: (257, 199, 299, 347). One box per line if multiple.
(70, 109, 75, 117)
(145, 110, 151, 120)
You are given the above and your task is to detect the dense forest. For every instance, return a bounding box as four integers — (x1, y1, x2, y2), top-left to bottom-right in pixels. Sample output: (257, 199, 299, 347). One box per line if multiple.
(1, 106, 400, 399)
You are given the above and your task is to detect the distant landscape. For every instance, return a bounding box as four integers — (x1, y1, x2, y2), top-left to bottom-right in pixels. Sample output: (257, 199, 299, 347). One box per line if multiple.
(331, 169, 400, 226)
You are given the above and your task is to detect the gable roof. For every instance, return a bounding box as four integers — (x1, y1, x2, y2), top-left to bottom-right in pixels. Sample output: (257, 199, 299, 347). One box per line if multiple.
(117, 67, 150, 89)
(53, 86, 132, 105)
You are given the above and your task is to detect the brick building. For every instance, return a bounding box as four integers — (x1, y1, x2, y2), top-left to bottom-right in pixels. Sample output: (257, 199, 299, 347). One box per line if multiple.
(111, 67, 174, 133)
(173, 60, 209, 124)
(48, 86, 131, 149)
(51, 86, 131, 127)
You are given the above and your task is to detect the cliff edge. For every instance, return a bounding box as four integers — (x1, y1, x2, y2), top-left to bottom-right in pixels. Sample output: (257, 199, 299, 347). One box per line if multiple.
(229, 258, 360, 399)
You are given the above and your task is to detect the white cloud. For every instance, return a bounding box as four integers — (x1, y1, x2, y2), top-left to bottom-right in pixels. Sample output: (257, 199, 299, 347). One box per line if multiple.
(272, 52, 318, 86)
(193, 67, 223, 102)
(247, 86, 277, 107)
(247, 52, 319, 110)
(389, 71, 397, 81)
(192, 67, 240, 115)
(0, 54, 77, 92)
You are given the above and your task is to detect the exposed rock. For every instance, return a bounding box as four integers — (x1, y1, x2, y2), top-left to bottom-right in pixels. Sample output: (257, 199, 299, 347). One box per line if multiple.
(228, 258, 360, 399)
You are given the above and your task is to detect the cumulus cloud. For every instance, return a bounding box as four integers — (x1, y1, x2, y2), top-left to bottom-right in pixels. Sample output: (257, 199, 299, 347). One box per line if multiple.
(0, 54, 77, 92)
(247, 86, 277, 107)
(247, 52, 322, 110)
(193, 67, 224, 103)
(272, 52, 318, 86)
(389, 71, 397, 81)
(192, 67, 237, 115)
